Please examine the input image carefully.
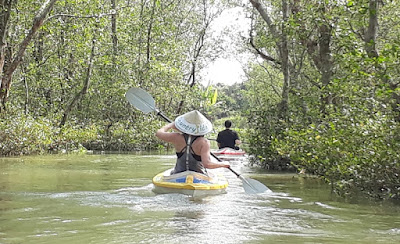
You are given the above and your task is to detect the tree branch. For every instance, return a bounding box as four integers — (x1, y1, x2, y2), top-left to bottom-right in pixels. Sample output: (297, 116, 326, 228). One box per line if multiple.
(0, 0, 58, 112)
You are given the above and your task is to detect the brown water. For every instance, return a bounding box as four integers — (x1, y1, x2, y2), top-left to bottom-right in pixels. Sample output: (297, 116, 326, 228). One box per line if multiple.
(0, 153, 399, 243)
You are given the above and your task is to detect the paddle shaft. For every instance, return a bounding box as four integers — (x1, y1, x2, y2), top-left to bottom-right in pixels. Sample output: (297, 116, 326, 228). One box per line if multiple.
(155, 110, 171, 123)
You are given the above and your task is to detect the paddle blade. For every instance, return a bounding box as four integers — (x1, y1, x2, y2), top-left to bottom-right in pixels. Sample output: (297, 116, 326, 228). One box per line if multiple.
(125, 87, 156, 114)
(240, 176, 271, 194)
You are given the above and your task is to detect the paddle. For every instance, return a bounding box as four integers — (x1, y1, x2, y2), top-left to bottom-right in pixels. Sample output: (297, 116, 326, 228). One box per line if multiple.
(125, 87, 271, 194)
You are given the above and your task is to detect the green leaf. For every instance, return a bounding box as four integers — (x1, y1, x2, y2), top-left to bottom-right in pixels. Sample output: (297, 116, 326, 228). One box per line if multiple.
(210, 88, 218, 105)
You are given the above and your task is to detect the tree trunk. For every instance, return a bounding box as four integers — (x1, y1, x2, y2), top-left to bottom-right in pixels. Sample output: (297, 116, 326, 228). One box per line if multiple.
(0, 0, 13, 85)
(110, 0, 118, 83)
(59, 38, 95, 127)
(365, 0, 378, 58)
(291, 1, 333, 116)
(177, 26, 207, 114)
(23, 67, 29, 115)
(137, 0, 155, 85)
(364, 0, 400, 121)
(278, 0, 290, 120)
(318, 23, 333, 115)
(111, 0, 118, 63)
(0, 0, 58, 112)
(249, 0, 291, 120)
(146, 0, 157, 63)
(177, 0, 212, 115)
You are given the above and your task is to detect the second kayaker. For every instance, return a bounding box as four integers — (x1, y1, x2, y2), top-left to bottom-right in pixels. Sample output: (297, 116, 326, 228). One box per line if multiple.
(217, 120, 242, 150)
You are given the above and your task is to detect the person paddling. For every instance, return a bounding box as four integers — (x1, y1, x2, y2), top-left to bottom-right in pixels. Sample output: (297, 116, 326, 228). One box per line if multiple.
(217, 120, 241, 150)
(155, 110, 230, 175)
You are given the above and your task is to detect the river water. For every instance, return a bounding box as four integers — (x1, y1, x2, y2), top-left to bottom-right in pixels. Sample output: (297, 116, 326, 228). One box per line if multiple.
(0, 153, 399, 244)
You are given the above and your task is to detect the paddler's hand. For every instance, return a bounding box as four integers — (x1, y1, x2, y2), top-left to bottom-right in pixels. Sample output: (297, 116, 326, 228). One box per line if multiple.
(170, 123, 178, 131)
(160, 122, 177, 132)
(156, 122, 181, 142)
(222, 162, 230, 168)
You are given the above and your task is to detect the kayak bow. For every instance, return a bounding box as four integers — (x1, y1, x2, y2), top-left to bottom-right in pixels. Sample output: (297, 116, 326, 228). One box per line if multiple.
(152, 168, 228, 197)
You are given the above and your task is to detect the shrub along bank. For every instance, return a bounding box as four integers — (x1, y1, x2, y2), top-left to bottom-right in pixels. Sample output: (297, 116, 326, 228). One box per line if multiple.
(246, 108, 400, 201)
(0, 114, 162, 156)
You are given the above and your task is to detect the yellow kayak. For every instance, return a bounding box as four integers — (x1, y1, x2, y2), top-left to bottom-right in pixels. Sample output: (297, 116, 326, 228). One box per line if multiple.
(152, 168, 228, 197)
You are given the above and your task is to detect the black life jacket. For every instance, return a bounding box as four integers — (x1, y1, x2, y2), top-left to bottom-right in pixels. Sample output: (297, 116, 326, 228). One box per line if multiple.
(173, 134, 206, 174)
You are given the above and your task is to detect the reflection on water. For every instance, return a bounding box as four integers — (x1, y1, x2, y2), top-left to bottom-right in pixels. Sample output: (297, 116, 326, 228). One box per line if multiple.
(0, 154, 399, 244)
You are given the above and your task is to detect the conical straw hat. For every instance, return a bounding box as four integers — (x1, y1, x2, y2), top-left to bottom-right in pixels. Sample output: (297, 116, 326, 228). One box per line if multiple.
(175, 110, 212, 136)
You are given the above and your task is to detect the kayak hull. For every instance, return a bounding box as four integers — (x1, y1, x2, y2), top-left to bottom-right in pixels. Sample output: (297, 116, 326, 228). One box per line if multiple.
(152, 169, 228, 197)
(212, 148, 246, 161)
(212, 147, 246, 156)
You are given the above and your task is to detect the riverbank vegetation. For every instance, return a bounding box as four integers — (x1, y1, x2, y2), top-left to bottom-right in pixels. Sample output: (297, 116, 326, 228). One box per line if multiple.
(1, 0, 399, 201)
(244, 0, 400, 200)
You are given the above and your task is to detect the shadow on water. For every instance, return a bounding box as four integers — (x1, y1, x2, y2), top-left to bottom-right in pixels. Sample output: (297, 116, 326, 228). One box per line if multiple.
(0, 153, 399, 244)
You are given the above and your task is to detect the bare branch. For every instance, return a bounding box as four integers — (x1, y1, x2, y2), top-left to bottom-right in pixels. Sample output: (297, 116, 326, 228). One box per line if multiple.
(47, 13, 114, 21)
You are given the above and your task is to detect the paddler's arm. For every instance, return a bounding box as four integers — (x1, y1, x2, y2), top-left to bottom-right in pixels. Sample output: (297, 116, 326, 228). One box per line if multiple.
(234, 132, 241, 146)
(155, 122, 180, 143)
(235, 139, 241, 146)
(200, 139, 230, 169)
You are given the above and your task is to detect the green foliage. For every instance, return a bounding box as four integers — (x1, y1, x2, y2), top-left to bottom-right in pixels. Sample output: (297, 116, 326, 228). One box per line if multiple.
(244, 0, 400, 200)
(275, 114, 400, 200)
(245, 107, 292, 171)
(0, 111, 163, 156)
(0, 114, 95, 156)
(2, 0, 229, 156)
(210, 83, 248, 119)
(203, 86, 218, 106)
